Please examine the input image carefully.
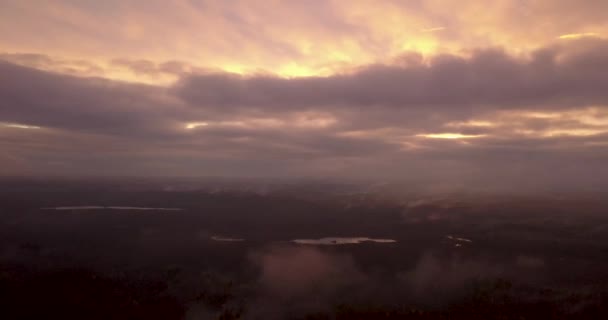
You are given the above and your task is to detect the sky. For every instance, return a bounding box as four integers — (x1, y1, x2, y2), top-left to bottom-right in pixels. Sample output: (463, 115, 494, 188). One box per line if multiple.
(1, 0, 608, 189)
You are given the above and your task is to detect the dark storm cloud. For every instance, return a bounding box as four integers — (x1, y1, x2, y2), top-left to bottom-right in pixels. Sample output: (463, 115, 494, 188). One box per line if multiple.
(3, 39, 608, 135)
(0, 53, 105, 76)
(184, 125, 400, 156)
(1, 39, 608, 181)
(175, 39, 608, 112)
(0, 60, 184, 136)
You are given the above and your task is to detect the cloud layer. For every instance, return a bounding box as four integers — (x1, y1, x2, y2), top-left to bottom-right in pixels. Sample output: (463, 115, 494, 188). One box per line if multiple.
(1, 14, 608, 189)
(2, 0, 607, 79)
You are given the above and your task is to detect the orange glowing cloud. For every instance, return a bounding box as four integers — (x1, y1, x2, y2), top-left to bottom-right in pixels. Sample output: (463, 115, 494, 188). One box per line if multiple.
(2, 0, 607, 84)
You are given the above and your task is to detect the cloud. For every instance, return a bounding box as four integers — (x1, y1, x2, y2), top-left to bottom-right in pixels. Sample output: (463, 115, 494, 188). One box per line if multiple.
(1, 39, 608, 186)
(247, 248, 546, 314)
(0, 60, 183, 136)
(174, 40, 608, 112)
(399, 253, 504, 301)
(248, 245, 365, 318)
(250, 245, 363, 297)
(0, 53, 105, 77)
(3, 0, 608, 80)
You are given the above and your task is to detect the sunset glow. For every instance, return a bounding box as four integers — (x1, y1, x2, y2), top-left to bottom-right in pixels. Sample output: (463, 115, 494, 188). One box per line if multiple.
(1, 0, 607, 178)
(416, 133, 486, 140)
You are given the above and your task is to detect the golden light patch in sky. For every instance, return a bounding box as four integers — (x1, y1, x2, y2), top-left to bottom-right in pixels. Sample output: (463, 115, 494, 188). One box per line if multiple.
(443, 108, 608, 139)
(3, 123, 41, 130)
(516, 111, 561, 119)
(558, 32, 600, 40)
(446, 120, 496, 128)
(510, 109, 608, 126)
(185, 122, 209, 130)
(541, 129, 607, 137)
(184, 113, 337, 131)
(275, 63, 319, 78)
(416, 133, 486, 139)
(337, 128, 408, 140)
